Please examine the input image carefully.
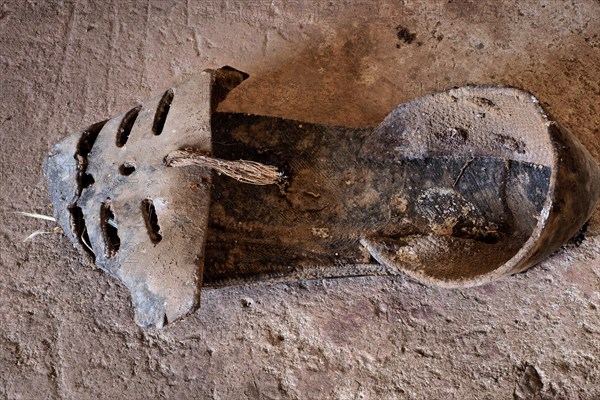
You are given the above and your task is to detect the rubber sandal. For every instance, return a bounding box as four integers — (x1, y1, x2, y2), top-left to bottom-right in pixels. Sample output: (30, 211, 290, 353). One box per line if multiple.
(45, 66, 600, 328)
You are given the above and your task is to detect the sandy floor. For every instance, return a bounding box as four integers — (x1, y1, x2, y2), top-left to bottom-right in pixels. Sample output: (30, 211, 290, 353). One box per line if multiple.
(1, 0, 599, 398)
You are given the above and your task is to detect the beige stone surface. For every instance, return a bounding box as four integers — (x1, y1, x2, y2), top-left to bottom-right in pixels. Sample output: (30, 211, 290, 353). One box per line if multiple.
(1, 0, 599, 398)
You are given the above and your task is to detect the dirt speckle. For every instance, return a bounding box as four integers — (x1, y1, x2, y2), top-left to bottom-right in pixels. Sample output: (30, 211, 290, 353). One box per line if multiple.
(497, 134, 527, 154)
(436, 126, 469, 144)
(390, 193, 409, 215)
(396, 25, 416, 45)
(514, 364, 544, 399)
(311, 227, 330, 239)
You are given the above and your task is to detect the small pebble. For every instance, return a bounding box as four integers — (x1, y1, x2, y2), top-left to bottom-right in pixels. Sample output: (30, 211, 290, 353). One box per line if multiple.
(241, 297, 254, 308)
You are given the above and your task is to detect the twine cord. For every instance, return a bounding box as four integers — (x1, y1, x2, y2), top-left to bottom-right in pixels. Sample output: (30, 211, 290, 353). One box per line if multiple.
(165, 149, 284, 186)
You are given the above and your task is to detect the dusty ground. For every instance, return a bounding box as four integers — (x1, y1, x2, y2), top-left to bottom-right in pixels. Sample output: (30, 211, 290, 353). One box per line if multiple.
(1, 0, 600, 398)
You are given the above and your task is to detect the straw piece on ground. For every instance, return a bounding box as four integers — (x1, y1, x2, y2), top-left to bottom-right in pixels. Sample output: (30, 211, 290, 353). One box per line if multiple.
(13, 211, 56, 222)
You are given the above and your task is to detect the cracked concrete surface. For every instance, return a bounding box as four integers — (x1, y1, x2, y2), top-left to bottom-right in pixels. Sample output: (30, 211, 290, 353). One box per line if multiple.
(1, 0, 599, 398)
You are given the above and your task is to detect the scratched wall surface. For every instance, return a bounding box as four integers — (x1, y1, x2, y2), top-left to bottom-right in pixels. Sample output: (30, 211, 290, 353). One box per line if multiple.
(1, 0, 599, 398)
